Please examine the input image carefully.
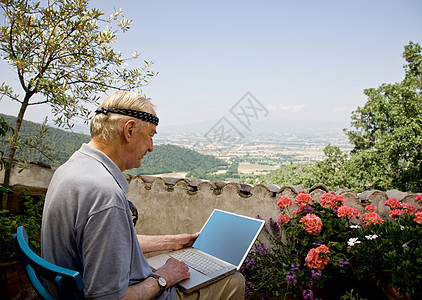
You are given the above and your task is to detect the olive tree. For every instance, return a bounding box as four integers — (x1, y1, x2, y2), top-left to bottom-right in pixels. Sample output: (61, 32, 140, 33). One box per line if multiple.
(0, 0, 156, 208)
(0, 115, 13, 170)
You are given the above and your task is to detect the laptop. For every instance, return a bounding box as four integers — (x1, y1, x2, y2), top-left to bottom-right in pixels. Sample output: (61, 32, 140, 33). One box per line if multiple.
(147, 209, 265, 293)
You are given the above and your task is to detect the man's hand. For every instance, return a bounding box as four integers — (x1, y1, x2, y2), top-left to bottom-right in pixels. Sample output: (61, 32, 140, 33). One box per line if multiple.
(171, 232, 200, 250)
(154, 257, 190, 287)
(123, 257, 190, 299)
(137, 232, 200, 253)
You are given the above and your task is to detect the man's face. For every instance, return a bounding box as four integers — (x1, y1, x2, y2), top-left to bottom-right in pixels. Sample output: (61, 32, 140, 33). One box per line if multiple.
(126, 121, 156, 170)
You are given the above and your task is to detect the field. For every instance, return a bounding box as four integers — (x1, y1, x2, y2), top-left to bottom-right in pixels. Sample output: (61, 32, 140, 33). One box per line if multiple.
(154, 172, 189, 178)
(237, 163, 279, 175)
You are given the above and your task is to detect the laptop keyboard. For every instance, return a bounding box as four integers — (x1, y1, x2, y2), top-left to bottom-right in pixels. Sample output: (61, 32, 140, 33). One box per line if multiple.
(170, 249, 227, 275)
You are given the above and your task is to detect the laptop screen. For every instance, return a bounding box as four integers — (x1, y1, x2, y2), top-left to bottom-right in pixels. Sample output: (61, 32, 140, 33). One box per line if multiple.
(192, 209, 265, 269)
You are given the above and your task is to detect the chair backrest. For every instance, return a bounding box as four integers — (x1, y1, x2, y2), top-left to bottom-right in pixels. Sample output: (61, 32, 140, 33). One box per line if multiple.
(13, 226, 84, 300)
(128, 200, 138, 226)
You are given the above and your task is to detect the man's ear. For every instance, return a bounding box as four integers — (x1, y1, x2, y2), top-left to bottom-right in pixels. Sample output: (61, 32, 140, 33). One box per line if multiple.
(123, 120, 137, 142)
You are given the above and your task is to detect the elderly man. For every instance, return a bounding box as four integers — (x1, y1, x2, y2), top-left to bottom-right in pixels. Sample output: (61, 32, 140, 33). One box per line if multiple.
(41, 91, 244, 300)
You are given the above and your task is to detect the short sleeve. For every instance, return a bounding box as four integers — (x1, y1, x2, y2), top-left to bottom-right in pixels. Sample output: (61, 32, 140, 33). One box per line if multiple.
(79, 206, 132, 299)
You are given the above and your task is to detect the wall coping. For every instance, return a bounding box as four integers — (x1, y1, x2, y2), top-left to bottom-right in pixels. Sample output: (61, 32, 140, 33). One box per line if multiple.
(126, 174, 420, 203)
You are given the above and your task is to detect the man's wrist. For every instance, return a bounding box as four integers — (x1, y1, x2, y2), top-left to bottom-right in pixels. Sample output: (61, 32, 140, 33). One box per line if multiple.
(148, 273, 167, 293)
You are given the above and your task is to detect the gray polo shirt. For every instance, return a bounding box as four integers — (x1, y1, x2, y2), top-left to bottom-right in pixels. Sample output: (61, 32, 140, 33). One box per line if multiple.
(41, 144, 176, 299)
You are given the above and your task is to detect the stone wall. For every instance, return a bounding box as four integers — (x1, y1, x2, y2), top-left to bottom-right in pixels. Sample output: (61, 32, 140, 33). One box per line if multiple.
(127, 176, 420, 237)
(3, 163, 419, 236)
(0, 161, 53, 190)
(0, 161, 53, 213)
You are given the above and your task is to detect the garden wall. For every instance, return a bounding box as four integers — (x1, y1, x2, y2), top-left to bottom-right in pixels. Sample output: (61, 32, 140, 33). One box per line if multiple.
(2, 162, 419, 236)
(127, 176, 420, 238)
(0, 163, 417, 234)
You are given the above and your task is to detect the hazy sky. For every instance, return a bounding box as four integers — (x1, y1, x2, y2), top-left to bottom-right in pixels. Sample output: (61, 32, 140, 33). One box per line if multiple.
(1, 0, 421, 129)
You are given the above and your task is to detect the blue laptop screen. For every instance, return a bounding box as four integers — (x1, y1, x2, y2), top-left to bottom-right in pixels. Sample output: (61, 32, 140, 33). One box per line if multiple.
(192, 209, 265, 268)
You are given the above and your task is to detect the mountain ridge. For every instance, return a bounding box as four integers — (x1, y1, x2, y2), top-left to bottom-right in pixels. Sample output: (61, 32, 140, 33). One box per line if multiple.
(0, 113, 227, 175)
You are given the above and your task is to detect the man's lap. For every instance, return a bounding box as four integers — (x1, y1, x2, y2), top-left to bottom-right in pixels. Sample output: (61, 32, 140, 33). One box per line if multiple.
(176, 272, 245, 300)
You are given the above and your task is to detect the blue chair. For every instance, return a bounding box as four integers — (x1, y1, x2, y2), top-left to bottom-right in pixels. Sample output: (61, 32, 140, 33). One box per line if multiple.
(13, 226, 84, 300)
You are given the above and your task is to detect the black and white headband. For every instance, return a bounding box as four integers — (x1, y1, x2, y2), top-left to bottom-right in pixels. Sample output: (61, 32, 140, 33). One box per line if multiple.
(95, 107, 159, 126)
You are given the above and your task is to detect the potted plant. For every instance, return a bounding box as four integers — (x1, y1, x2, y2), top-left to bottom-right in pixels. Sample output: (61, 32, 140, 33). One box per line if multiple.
(240, 191, 422, 299)
(0, 187, 44, 299)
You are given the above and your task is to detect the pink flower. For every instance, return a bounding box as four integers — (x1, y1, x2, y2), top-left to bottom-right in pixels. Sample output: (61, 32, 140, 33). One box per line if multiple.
(277, 197, 293, 209)
(387, 202, 413, 218)
(385, 198, 401, 209)
(362, 212, 384, 226)
(408, 204, 416, 214)
(335, 195, 345, 206)
(319, 193, 336, 209)
(389, 209, 406, 218)
(415, 194, 422, 205)
(337, 206, 361, 219)
(319, 192, 345, 210)
(277, 214, 290, 225)
(300, 213, 323, 235)
(295, 192, 312, 207)
(305, 245, 330, 270)
(365, 205, 376, 212)
(414, 211, 422, 224)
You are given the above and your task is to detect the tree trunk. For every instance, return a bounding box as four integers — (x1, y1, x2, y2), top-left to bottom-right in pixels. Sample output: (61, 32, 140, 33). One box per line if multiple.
(1, 92, 32, 210)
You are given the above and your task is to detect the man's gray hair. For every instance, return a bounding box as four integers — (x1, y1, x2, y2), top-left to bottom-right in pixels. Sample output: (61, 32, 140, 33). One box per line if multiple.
(90, 91, 155, 141)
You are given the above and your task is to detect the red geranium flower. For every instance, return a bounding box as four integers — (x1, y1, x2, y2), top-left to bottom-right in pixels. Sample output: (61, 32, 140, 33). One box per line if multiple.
(319, 193, 336, 209)
(277, 197, 293, 210)
(295, 192, 312, 207)
(305, 244, 330, 270)
(362, 212, 384, 226)
(277, 214, 290, 225)
(385, 198, 401, 209)
(365, 205, 376, 212)
(415, 194, 422, 205)
(414, 211, 422, 224)
(300, 213, 323, 235)
(334, 195, 345, 208)
(337, 205, 360, 219)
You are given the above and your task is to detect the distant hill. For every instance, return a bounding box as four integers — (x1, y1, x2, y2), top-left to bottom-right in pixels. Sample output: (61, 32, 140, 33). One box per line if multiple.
(0, 114, 90, 166)
(129, 144, 228, 175)
(0, 114, 227, 174)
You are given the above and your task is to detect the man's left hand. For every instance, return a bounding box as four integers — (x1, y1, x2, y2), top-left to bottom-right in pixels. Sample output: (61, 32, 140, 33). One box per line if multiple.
(172, 232, 200, 250)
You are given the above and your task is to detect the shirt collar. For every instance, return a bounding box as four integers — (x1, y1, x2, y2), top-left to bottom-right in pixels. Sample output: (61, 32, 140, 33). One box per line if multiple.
(78, 143, 130, 192)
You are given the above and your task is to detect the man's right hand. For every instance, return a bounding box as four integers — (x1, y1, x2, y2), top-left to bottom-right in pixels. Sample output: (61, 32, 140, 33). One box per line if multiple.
(154, 257, 190, 288)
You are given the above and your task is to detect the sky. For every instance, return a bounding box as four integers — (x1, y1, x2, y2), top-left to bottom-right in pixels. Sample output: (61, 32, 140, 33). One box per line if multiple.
(1, 0, 421, 131)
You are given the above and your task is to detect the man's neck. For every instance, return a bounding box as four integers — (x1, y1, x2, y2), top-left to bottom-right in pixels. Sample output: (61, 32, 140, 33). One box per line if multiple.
(88, 138, 126, 172)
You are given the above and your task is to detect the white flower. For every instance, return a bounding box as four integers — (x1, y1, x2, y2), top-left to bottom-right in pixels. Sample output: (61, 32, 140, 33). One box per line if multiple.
(347, 238, 361, 247)
(349, 224, 361, 229)
(365, 234, 378, 240)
